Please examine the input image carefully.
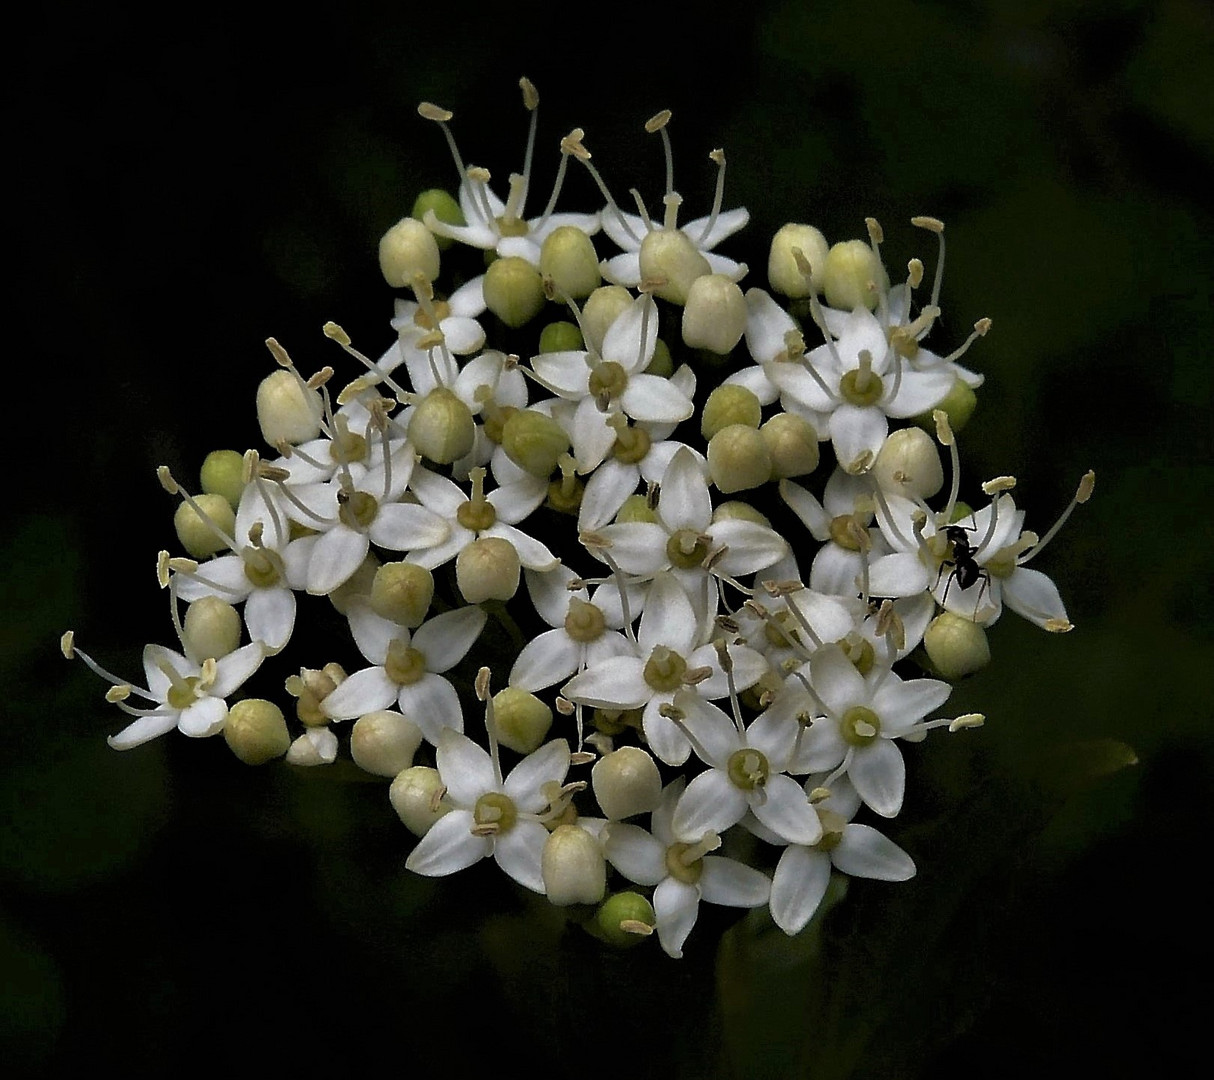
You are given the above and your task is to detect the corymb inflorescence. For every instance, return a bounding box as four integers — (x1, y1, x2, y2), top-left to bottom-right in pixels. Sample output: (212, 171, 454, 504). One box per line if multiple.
(66, 78, 1094, 958)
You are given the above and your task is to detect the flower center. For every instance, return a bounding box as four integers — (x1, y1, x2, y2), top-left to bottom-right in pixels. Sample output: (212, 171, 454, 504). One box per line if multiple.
(384, 640, 427, 686)
(840, 705, 881, 747)
(664, 842, 705, 885)
(588, 361, 628, 401)
(337, 489, 379, 531)
(727, 748, 770, 791)
(165, 676, 202, 711)
(472, 791, 518, 835)
(839, 633, 876, 676)
(411, 298, 452, 331)
(456, 497, 497, 532)
(764, 610, 801, 648)
(329, 416, 368, 465)
(564, 598, 606, 643)
(838, 351, 884, 407)
(828, 514, 867, 551)
(494, 215, 530, 237)
(665, 528, 710, 570)
(241, 546, 285, 589)
(643, 646, 687, 693)
(812, 808, 847, 853)
(611, 423, 651, 465)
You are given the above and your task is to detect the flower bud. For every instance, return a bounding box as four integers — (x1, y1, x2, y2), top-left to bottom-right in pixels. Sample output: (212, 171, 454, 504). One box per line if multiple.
(595, 891, 656, 947)
(872, 427, 944, 499)
(712, 500, 772, 527)
(501, 409, 570, 478)
(761, 412, 820, 480)
(370, 561, 434, 627)
(223, 698, 291, 765)
(199, 449, 245, 511)
(173, 493, 235, 559)
(542, 825, 606, 906)
(456, 536, 520, 603)
(256, 369, 323, 447)
(389, 765, 450, 836)
(540, 225, 600, 299)
(822, 239, 887, 311)
(378, 217, 441, 287)
(681, 274, 747, 354)
(592, 746, 662, 820)
(182, 596, 242, 663)
(538, 321, 583, 353)
(350, 710, 423, 777)
(644, 338, 674, 377)
(707, 423, 773, 494)
(768, 223, 829, 298)
(411, 188, 464, 250)
(286, 727, 338, 766)
(923, 611, 991, 680)
(581, 285, 632, 352)
(916, 377, 977, 434)
(639, 229, 711, 305)
(329, 554, 379, 615)
(409, 386, 475, 464)
(615, 494, 658, 525)
(701, 384, 762, 440)
(483, 255, 545, 328)
(492, 686, 553, 754)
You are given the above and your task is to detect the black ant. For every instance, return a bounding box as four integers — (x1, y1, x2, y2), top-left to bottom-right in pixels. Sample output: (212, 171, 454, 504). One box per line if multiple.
(935, 524, 991, 613)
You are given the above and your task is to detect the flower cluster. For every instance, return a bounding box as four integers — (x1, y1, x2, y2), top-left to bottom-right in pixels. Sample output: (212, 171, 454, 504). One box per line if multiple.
(65, 80, 1093, 958)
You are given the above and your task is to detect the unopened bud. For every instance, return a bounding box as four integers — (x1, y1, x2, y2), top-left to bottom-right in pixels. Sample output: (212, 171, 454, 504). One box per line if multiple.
(350, 710, 423, 777)
(256, 369, 323, 447)
(701, 384, 761, 441)
(923, 611, 991, 680)
(492, 686, 553, 754)
(389, 765, 450, 836)
(761, 412, 820, 479)
(638, 229, 711, 305)
(615, 494, 658, 524)
(199, 450, 245, 511)
(916, 377, 977, 434)
(769, 224, 829, 297)
(872, 427, 944, 498)
(456, 536, 521, 603)
(370, 561, 434, 627)
(538, 321, 584, 354)
(378, 217, 441, 287)
(592, 746, 662, 820)
(540, 225, 601, 299)
(411, 188, 464, 250)
(682, 273, 747, 354)
(182, 596, 242, 663)
(224, 699, 291, 765)
(581, 285, 633, 352)
(409, 387, 475, 464)
(707, 423, 773, 494)
(712, 500, 772, 527)
(543, 825, 606, 905)
(484, 255, 546, 328)
(822, 239, 887, 311)
(173, 493, 235, 559)
(501, 409, 570, 477)
(596, 891, 656, 947)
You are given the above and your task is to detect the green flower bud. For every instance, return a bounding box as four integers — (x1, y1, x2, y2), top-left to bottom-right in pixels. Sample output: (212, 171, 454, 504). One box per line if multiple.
(872, 427, 944, 499)
(329, 554, 379, 615)
(595, 891, 656, 948)
(701, 384, 762, 441)
(389, 765, 451, 837)
(539, 225, 600, 300)
(581, 285, 633, 353)
(681, 273, 747, 354)
(538, 321, 583, 354)
(370, 561, 434, 628)
(409, 387, 475, 465)
(501, 409, 570, 477)
(923, 612, 991, 680)
(615, 494, 658, 524)
(591, 746, 662, 820)
(644, 338, 674, 377)
(199, 449, 245, 511)
(492, 687, 553, 755)
(712, 500, 772, 527)
(411, 188, 464, 251)
(173, 493, 235, 559)
(483, 255, 546, 328)
(915, 378, 977, 434)
(768, 223, 829, 298)
(456, 536, 520, 603)
(542, 825, 606, 906)
(256, 369, 323, 447)
(223, 699, 291, 765)
(639, 229, 711, 305)
(350, 710, 423, 777)
(822, 239, 888, 311)
(707, 423, 773, 495)
(761, 412, 820, 480)
(182, 596, 242, 664)
(378, 216, 441, 287)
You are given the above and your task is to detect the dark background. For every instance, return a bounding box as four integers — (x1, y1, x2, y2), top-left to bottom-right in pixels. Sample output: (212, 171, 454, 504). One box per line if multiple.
(6, 1, 1211, 1075)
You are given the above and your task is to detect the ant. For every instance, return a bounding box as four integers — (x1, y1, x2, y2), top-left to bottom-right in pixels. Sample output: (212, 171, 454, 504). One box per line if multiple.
(935, 524, 991, 613)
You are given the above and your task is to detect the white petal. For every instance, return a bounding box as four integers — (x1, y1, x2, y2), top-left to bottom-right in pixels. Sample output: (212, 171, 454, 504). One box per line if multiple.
(698, 856, 770, 907)
(413, 606, 487, 673)
(504, 739, 570, 813)
(653, 877, 700, 959)
(406, 810, 490, 876)
(509, 630, 580, 692)
(601, 294, 658, 373)
(620, 374, 694, 425)
(107, 712, 179, 751)
(562, 656, 649, 711)
(244, 587, 295, 653)
(810, 645, 867, 716)
(493, 820, 549, 892)
(672, 769, 748, 840)
(643, 697, 692, 767)
(435, 730, 495, 806)
(398, 674, 466, 744)
(770, 846, 831, 935)
(178, 696, 227, 738)
(637, 574, 697, 655)
(307, 526, 369, 595)
(830, 404, 887, 475)
(578, 460, 640, 531)
(531, 350, 592, 399)
(369, 503, 450, 552)
(657, 446, 712, 532)
(850, 740, 905, 818)
(210, 642, 265, 697)
(832, 824, 916, 880)
(1002, 567, 1070, 630)
(750, 774, 823, 845)
(591, 522, 670, 576)
(321, 666, 397, 720)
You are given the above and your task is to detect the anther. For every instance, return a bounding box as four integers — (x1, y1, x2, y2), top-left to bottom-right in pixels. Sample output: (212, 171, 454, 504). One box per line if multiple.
(418, 102, 453, 123)
(305, 366, 334, 391)
(865, 217, 884, 245)
(982, 475, 1017, 495)
(808, 786, 832, 803)
(911, 216, 944, 233)
(948, 713, 985, 732)
(60, 630, 75, 659)
(555, 696, 575, 716)
(475, 666, 492, 702)
(265, 338, 292, 368)
(519, 76, 539, 111)
(105, 684, 132, 703)
(157, 550, 171, 588)
(645, 109, 672, 133)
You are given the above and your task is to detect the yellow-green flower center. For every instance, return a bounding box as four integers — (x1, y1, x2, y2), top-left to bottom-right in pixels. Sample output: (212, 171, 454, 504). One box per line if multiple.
(242, 546, 285, 589)
(338, 490, 379, 531)
(495, 216, 530, 238)
(727, 748, 770, 791)
(840, 705, 881, 747)
(456, 497, 497, 532)
(666, 529, 710, 570)
(812, 808, 847, 853)
(840, 634, 876, 676)
(664, 842, 705, 885)
(828, 514, 867, 551)
(473, 791, 518, 834)
(612, 423, 651, 465)
(839, 367, 884, 407)
(384, 641, 427, 686)
(764, 610, 801, 648)
(588, 361, 628, 401)
(643, 646, 687, 693)
(564, 598, 606, 643)
(166, 676, 202, 711)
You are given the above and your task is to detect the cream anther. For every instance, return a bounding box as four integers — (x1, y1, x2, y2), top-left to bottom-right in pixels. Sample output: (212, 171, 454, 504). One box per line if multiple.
(911, 215, 945, 233)
(982, 475, 1017, 495)
(265, 338, 292, 367)
(322, 322, 351, 346)
(418, 102, 453, 123)
(60, 630, 75, 659)
(519, 76, 539, 110)
(157, 551, 171, 588)
(865, 217, 884, 245)
(948, 713, 985, 732)
(645, 109, 672, 133)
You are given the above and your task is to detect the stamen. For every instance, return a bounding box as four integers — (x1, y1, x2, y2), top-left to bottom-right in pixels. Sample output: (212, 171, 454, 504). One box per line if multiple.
(476, 666, 504, 787)
(157, 466, 238, 553)
(713, 639, 747, 737)
(419, 102, 474, 195)
(933, 410, 962, 527)
(696, 149, 728, 246)
(662, 192, 682, 232)
(466, 166, 497, 228)
(629, 188, 655, 233)
(1018, 470, 1095, 565)
(940, 318, 992, 365)
(325, 321, 415, 405)
(533, 149, 570, 234)
(566, 129, 643, 245)
(911, 215, 946, 312)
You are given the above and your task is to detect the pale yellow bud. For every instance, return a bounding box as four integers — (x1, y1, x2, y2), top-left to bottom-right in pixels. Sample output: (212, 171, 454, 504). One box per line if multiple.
(707, 424, 773, 494)
(542, 825, 606, 906)
(581, 285, 633, 353)
(483, 255, 546, 328)
(256, 369, 323, 447)
(768, 223, 829, 297)
(501, 409, 570, 477)
(539, 225, 601, 299)
(638, 229, 711, 305)
(173, 493, 235, 559)
(378, 217, 441, 287)
(923, 612, 991, 680)
(492, 687, 553, 755)
(615, 494, 658, 524)
(591, 746, 662, 820)
(328, 555, 380, 615)
(916, 377, 977, 434)
(370, 561, 434, 627)
(761, 412, 820, 480)
(456, 536, 520, 603)
(681, 273, 747, 354)
(822, 239, 887, 311)
(350, 710, 423, 777)
(701, 384, 762, 440)
(199, 449, 245, 511)
(182, 596, 242, 664)
(712, 500, 772, 527)
(389, 765, 451, 836)
(223, 699, 291, 765)
(872, 427, 944, 498)
(409, 387, 475, 465)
